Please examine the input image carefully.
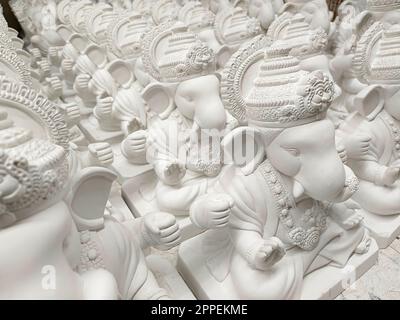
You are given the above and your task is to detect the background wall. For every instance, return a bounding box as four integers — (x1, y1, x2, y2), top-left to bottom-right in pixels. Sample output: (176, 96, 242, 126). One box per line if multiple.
(1, 0, 22, 35)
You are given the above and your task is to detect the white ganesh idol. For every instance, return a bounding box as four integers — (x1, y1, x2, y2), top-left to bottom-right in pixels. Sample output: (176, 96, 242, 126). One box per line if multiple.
(356, 0, 400, 39)
(178, 1, 231, 68)
(328, 0, 368, 127)
(178, 44, 377, 300)
(277, 0, 333, 36)
(266, 2, 332, 76)
(336, 20, 400, 248)
(106, 11, 153, 70)
(264, 1, 343, 126)
(0, 75, 181, 299)
(214, 7, 263, 60)
(132, 0, 158, 19)
(122, 23, 238, 239)
(84, 3, 119, 49)
(177, 1, 262, 68)
(151, 0, 181, 25)
(30, 0, 65, 56)
(248, 0, 284, 31)
(75, 44, 148, 144)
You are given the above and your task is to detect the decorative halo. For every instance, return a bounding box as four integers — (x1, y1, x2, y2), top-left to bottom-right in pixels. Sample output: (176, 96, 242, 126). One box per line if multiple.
(0, 76, 69, 153)
(85, 5, 118, 45)
(141, 21, 186, 82)
(106, 12, 151, 60)
(214, 8, 262, 47)
(353, 22, 385, 84)
(57, 0, 72, 25)
(69, 1, 92, 34)
(220, 35, 271, 122)
(266, 11, 293, 41)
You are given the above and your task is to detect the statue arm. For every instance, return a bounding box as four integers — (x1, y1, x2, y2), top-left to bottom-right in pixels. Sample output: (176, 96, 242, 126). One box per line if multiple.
(146, 124, 172, 165)
(146, 124, 186, 185)
(123, 212, 181, 251)
(48, 46, 62, 66)
(74, 73, 92, 94)
(122, 218, 147, 249)
(230, 228, 264, 265)
(218, 172, 277, 268)
(345, 121, 396, 186)
(350, 159, 393, 186)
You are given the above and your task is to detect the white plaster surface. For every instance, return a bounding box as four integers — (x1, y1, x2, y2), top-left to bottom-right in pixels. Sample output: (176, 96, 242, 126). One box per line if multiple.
(360, 209, 400, 249)
(122, 174, 204, 241)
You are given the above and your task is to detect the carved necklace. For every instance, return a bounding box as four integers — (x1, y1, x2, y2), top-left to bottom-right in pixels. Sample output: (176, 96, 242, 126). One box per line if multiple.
(78, 230, 105, 273)
(259, 160, 328, 251)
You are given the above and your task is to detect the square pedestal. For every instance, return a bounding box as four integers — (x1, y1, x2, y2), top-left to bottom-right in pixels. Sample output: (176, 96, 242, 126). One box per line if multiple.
(109, 144, 153, 184)
(122, 173, 203, 241)
(360, 209, 400, 249)
(177, 232, 379, 300)
(146, 254, 196, 300)
(79, 116, 124, 144)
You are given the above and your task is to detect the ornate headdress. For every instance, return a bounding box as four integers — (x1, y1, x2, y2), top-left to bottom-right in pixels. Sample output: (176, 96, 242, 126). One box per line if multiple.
(152, 0, 181, 25)
(0, 76, 70, 223)
(106, 12, 153, 60)
(0, 9, 31, 86)
(353, 22, 400, 84)
(69, 0, 93, 34)
(74, 49, 98, 76)
(132, 0, 157, 17)
(85, 4, 119, 45)
(214, 7, 262, 47)
(221, 38, 335, 127)
(367, 0, 400, 11)
(56, 0, 72, 25)
(178, 1, 215, 32)
(141, 23, 216, 83)
(267, 12, 328, 58)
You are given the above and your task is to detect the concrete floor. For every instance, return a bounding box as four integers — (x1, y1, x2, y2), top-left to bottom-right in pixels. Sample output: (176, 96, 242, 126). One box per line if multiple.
(337, 237, 400, 300)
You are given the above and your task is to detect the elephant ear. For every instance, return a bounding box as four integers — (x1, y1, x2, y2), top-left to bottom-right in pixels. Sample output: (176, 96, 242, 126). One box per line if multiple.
(85, 44, 107, 68)
(272, 0, 284, 12)
(222, 127, 265, 176)
(142, 82, 177, 120)
(107, 59, 135, 88)
(69, 34, 88, 54)
(66, 167, 117, 232)
(56, 25, 72, 42)
(353, 85, 385, 121)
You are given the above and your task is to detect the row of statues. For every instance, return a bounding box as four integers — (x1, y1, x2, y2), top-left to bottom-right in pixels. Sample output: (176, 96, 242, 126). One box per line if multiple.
(0, 0, 399, 299)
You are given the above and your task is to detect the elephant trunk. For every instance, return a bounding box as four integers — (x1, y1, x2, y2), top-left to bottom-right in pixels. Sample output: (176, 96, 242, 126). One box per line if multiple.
(329, 165, 359, 203)
(194, 96, 226, 131)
